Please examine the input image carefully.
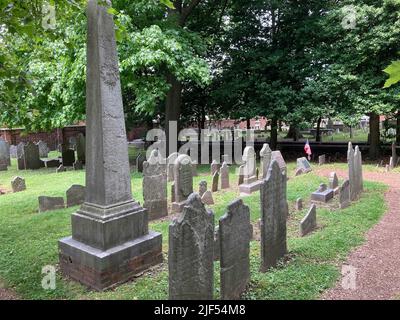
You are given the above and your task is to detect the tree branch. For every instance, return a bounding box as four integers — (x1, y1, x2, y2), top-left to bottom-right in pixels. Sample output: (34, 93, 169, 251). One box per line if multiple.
(180, 0, 202, 26)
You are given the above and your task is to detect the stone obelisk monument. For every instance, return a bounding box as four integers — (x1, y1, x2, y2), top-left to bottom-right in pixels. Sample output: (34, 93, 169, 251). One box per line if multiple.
(58, 0, 162, 291)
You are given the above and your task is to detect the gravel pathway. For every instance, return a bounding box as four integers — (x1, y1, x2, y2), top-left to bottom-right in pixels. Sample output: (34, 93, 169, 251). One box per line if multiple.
(317, 168, 400, 300)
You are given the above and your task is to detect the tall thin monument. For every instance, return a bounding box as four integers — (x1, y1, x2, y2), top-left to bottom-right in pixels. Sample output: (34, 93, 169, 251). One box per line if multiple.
(58, 0, 162, 291)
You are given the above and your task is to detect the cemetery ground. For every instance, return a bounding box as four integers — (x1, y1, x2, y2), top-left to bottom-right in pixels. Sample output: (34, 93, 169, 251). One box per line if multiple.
(0, 158, 388, 300)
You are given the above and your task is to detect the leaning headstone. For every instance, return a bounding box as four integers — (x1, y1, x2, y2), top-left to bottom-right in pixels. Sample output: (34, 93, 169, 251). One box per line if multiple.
(56, 165, 66, 173)
(167, 152, 179, 182)
(61, 144, 75, 167)
(318, 154, 326, 166)
(201, 190, 214, 206)
(339, 179, 351, 209)
(36, 140, 49, 158)
(295, 198, 303, 211)
(271, 151, 287, 175)
(211, 160, 221, 176)
(142, 150, 168, 220)
(23, 142, 42, 170)
(296, 157, 312, 174)
(239, 146, 262, 195)
(329, 172, 339, 192)
(260, 143, 272, 179)
(220, 162, 230, 189)
(38, 196, 65, 213)
(66, 185, 86, 207)
(260, 161, 288, 271)
(212, 171, 219, 192)
(59, 0, 162, 291)
(219, 199, 252, 300)
(300, 204, 317, 237)
(311, 184, 334, 203)
(169, 194, 214, 300)
(76, 133, 86, 164)
(199, 181, 207, 197)
(0, 139, 10, 171)
(172, 154, 194, 213)
(11, 176, 26, 193)
(73, 160, 83, 170)
(136, 153, 146, 173)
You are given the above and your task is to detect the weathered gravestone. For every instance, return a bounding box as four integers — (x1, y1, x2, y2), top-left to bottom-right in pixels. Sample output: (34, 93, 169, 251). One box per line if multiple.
(271, 150, 287, 175)
(260, 143, 272, 179)
(212, 171, 219, 192)
(167, 152, 179, 182)
(239, 147, 262, 195)
(169, 194, 214, 300)
(201, 190, 214, 206)
(347, 143, 363, 201)
(38, 196, 65, 213)
(142, 150, 168, 220)
(211, 160, 221, 176)
(0, 139, 10, 170)
(339, 179, 351, 209)
(329, 172, 339, 192)
(318, 154, 326, 166)
(11, 176, 26, 193)
(36, 140, 49, 158)
(23, 142, 42, 170)
(219, 199, 252, 300)
(76, 133, 86, 164)
(311, 184, 334, 203)
(58, 0, 162, 291)
(296, 198, 303, 211)
(136, 153, 146, 173)
(172, 154, 193, 213)
(300, 204, 317, 237)
(199, 181, 207, 197)
(220, 162, 230, 189)
(296, 157, 312, 174)
(66, 185, 86, 207)
(260, 161, 288, 271)
(17, 142, 26, 170)
(61, 144, 75, 167)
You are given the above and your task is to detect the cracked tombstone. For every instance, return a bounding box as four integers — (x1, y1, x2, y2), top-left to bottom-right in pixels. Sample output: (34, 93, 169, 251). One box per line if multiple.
(169, 194, 214, 300)
(260, 161, 288, 271)
(142, 150, 168, 220)
(219, 199, 252, 300)
(300, 204, 317, 237)
(172, 154, 194, 213)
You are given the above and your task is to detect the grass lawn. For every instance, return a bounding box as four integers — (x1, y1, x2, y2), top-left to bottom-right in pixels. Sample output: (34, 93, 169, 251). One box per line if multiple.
(0, 160, 387, 300)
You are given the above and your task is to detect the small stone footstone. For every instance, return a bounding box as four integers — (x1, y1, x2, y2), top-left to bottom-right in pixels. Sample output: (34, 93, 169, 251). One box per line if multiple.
(56, 165, 66, 173)
(311, 184, 334, 203)
(339, 179, 351, 209)
(201, 190, 214, 206)
(219, 199, 252, 300)
(66, 185, 86, 207)
(295, 198, 303, 211)
(300, 204, 317, 237)
(318, 154, 326, 166)
(38, 196, 65, 213)
(11, 177, 26, 193)
(73, 160, 83, 170)
(212, 171, 219, 192)
(220, 162, 230, 189)
(169, 194, 214, 300)
(329, 172, 339, 194)
(199, 181, 207, 197)
(297, 157, 312, 174)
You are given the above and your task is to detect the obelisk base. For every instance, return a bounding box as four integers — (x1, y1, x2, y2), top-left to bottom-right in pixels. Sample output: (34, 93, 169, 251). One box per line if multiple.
(59, 231, 162, 291)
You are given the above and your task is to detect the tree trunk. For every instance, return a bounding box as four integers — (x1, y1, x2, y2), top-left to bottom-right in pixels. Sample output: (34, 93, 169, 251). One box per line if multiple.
(369, 112, 380, 160)
(316, 117, 322, 143)
(246, 118, 251, 130)
(396, 111, 400, 145)
(286, 125, 299, 141)
(165, 72, 182, 155)
(270, 118, 278, 150)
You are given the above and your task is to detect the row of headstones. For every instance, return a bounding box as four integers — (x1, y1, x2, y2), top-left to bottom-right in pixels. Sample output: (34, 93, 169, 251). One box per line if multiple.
(38, 185, 85, 213)
(0, 135, 85, 171)
(169, 160, 287, 300)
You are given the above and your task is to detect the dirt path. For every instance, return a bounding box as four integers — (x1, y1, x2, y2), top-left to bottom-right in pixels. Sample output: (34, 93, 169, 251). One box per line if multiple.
(0, 280, 18, 300)
(316, 168, 400, 300)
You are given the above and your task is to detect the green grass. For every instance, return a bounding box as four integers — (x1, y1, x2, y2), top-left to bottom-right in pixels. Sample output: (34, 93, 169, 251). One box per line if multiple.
(0, 160, 387, 300)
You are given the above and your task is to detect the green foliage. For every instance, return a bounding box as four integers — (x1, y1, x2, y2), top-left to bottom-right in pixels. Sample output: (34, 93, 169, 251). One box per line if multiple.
(384, 60, 400, 88)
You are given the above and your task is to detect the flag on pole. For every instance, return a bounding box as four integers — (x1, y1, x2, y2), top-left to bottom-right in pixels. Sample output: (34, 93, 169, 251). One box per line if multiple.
(304, 139, 312, 160)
